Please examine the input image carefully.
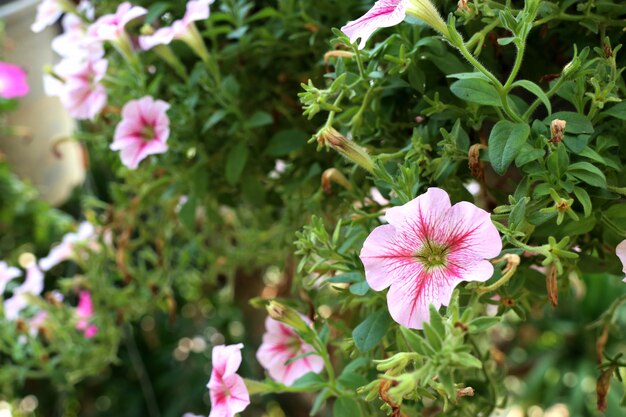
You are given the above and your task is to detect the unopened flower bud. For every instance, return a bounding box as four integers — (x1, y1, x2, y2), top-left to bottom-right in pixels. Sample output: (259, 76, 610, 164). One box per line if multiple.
(406, 0, 450, 39)
(266, 301, 310, 334)
(317, 127, 375, 173)
(140, 24, 155, 36)
(596, 366, 615, 412)
(550, 119, 566, 144)
(457, 0, 470, 12)
(468, 144, 486, 179)
(321, 168, 352, 194)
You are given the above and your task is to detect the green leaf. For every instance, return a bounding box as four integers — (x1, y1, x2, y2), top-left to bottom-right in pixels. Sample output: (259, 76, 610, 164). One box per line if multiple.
(246, 111, 273, 128)
(567, 162, 607, 188)
(450, 352, 483, 368)
(450, 79, 502, 107)
(337, 371, 368, 390)
(422, 322, 442, 351)
(603, 101, 626, 120)
(328, 272, 363, 284)
(333, 397, 361, 417)
(349, 281, 370, 296)
(512, 80, 551, 114)
(352, 309, 391, 352)
(544, 112, 594, 135)
(202, 110, 227, 132)
(428, 305, 445, 338)
(509, 197, 528, 228)
(468, 316, 501, 334)
(447, 72, 490, 81)
(399, 327, 433, 356)
(488, 121, 531, 175)
(311, 388, 331, 416)
(573, 186, 592, 217)
(178, 195, 197, 230)
(266, 129, 309, 156)
(291, 372, 325, 389)
(225, 142, 249, 185)
(145, 2, 170, 24)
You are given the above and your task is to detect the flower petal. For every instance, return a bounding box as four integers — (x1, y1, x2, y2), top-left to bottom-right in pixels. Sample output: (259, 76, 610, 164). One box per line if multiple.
(212, 343, 243, 377)
(341, 0, 406, 49)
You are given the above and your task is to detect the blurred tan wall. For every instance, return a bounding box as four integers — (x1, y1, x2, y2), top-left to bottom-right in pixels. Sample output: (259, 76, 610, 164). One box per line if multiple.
(0, 0, 85, 206)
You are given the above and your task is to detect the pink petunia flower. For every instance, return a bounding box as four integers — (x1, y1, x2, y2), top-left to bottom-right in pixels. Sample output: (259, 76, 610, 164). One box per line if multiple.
(138, 0, 214, 50)
(50, 58, 108, 120)
(616, 239, 626, 282)
(87, 2, 147, 42)
(208, 344, 250, 417)
(360, 187, 502, 329)
(0, 62, 29, 99)
(31, 0, 71, 33)
(39, 222, 99, 271)
(3, 263, 45, 321)
(110, 96, 171, 170)
(256, 316, 324, 386)
(76, 290, 98, 338)
(52, 14, 104, 60)
(341, 0, 448, 49)
(0, 262, 21, 295)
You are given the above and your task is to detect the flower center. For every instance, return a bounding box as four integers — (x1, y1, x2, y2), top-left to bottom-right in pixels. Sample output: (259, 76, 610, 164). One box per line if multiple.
(414, 241, 450, 271)
(140, 125, 155, 141)
(287, 336, 303, 355)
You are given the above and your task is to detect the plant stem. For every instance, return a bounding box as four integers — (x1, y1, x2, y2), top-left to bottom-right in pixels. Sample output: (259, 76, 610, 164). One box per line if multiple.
(124, 324, 162, 417)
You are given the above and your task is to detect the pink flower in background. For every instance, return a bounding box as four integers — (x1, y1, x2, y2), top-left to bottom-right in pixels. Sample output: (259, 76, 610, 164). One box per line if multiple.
(57, 58, 108, 120)
(52, 14, 104, 60)
(28, 311, 49, 336)
(40, 222, 99, 271)
(616, 239, 626, 282)
(88, 2, 147, 42)
(3, 263, 45, 321)
(139, 0, 214, 50)
(0, 62, 29, 99)
(0, 262, 21, 294)
(31, 0, 67, 33)
(256, 316, 324, 386)
(76, 290, 98, 338)
(208, 344, 250, 417)
(360, 187, 502, 329)
(110, 96, 171, 169)
(341, 0, 407, 49)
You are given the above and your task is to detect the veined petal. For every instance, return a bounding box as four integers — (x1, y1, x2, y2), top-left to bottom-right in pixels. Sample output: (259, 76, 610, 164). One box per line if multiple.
(341, 0, 407, 49)
(212, 343, 244, 377)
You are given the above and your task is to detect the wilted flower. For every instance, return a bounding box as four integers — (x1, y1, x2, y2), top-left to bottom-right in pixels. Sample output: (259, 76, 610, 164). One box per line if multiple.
(139, 0, 214, 50)
(3, 263, 45, 321)
(256, 316, 324, 386)
(31, 0, 74, 33)
(0, 262, 21, 295)
(0, 62, 29, 99)
(110, 96, 171, 170)
(87, 2, 147, 42)
(208, 344, 250, 417)
(616, 239, 626, 282)
(76, 290, 97, 338)
(360, 187, 502, 329)
(40, 222, 99, 271)
(341, 0, 448, 50)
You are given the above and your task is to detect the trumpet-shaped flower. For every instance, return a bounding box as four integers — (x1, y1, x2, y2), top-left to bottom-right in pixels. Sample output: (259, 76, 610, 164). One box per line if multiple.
(31, 0, 71, 33)
(3, 263, 45, 321)
(208, 344, 250, 417)
(256, 316, 324, 386)
(110, 96, 171, 170)
(139, 0, 215, 50)
(0, 62, 29, 99)
(53, 58, 108, 120)
(76, 290, 98, 338)
(40, 222, 99, 271)
(616, 239, 626, 282)
(87, 2, 147, 42)
(341, 0, 448, 49)
(0, 262, 21, 295)
(360, 187, 502, 329)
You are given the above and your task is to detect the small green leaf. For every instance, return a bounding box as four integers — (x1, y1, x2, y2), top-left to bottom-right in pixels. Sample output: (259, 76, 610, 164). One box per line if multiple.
(352, 309, 391, 352)
(450, 79, 502, 107)
(246, 111, 273, 128)
(178, 195, 197, 230)
(337, 371, 368, 390)
(349, 281, 370, 296)
(333, 397, 361, 417)
(291, 372, 325, 389)
(328, 272, 363, 284)
(513, 80, 551, 114)
(399, 327, 433, 356)
(573, 186, 592, 217)
(488, 121, 531, 175)
(225, 142, 249, 185)
(451, 352, 483, 368)
(266, 129, 309, 156)
(311, 388, 331, 416)
(468, 316, 502, 334)
(423, 322, 442, 351)
(603, 101, 626, 120)
(567, 162, 607, 188)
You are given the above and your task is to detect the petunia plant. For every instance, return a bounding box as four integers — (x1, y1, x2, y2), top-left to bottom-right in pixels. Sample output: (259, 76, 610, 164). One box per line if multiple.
(1, 0, 625, 416)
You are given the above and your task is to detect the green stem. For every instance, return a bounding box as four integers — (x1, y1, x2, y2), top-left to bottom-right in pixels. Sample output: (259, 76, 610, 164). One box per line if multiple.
(503, 43, 525, 91)
(523, 75, 566, 120)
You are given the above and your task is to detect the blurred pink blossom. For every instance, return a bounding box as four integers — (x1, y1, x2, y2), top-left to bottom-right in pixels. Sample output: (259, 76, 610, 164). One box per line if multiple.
(360, 187, 502, 329)
(52, 14, 104, 60)
(31, 0, 69, 33)
(76, 290, 97, 338)
(208, 344, 249, 417)
(110, 96, 170, 170)
(87, 2, 147, 42)
(256, 316, 324, 386)
(0, 62, 29, 99)
(28, 311, 49, 336)
(40, 222, 99, 271)
(617, 239, 626, 282)
(341, 0, 407, 49)
(139, 0, 215, 50)
(3, 263, 45, 321)
(0, 262, 21, 295)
